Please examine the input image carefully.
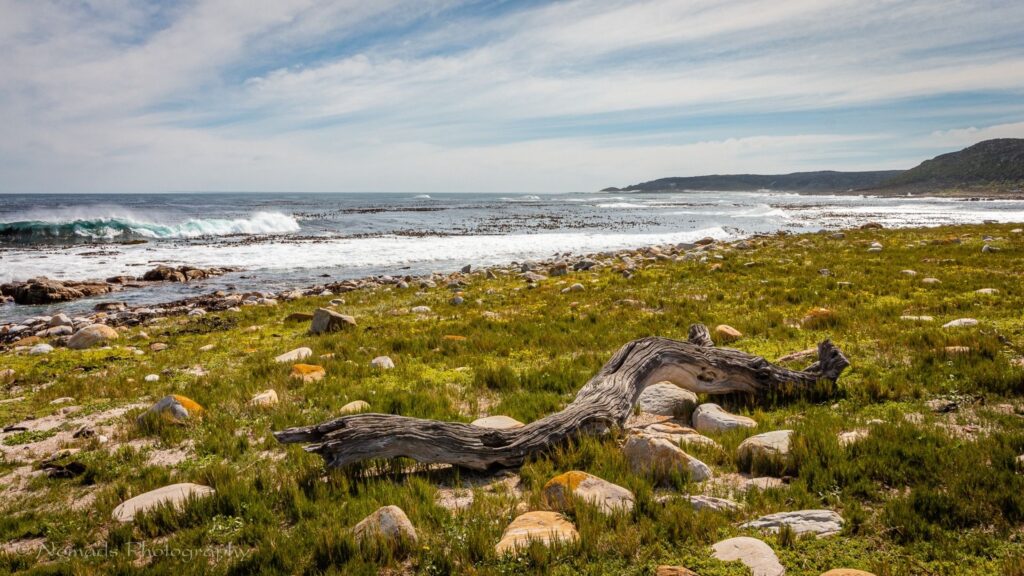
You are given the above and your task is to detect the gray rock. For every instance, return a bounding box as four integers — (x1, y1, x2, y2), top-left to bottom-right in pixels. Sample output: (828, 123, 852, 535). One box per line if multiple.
(371, 356, 395, 369)
(309, 308, 357, 334)
(740, 509, 844, 536)
(693, 403, 757, 434)
(275, 347, 313, 363)
(67, 324, 119, 349)
(637, 382, 698, 419)
(622, 434, 712, 482)
(711, 536, 785, 576)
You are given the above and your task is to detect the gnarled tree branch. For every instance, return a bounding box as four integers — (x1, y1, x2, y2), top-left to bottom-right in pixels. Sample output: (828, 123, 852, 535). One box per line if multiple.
(274, 324, 849, 470)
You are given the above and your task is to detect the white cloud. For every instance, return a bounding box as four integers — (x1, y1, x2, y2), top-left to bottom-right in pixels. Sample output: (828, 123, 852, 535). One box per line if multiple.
(0, 0, 1023, 192)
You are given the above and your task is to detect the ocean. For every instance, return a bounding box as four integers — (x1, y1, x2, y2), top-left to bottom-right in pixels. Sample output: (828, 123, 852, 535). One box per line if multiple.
(2, 191, 1023, 322)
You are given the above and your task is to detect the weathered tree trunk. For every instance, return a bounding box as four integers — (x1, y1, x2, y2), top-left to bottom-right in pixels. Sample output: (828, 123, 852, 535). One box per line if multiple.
(274, 324, 849, 470)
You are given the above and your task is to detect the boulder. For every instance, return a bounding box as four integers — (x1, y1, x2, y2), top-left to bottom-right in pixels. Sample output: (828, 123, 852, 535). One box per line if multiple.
(622, 435, 712, 482)
(142, 266, 187, 282)
(139, 395, 204, 425)
(290, 364, 325, 383)
(693, 403, 757, 433)
(352, 505, 417, 545)
(67, 324, 119, 349)
(494, 511, 579, 555)
(309, 308, 357, 335)
(471, 415, 525, 429)
(340, 400, 371, 414)
(711, 536, 785, 576)
(275, 347, 312, 363)
(250, 389, 279, 407)
(371, 356, 395, 369)
(542, 471, 634, 514)
(714, 324, 743, 342)
(737, 430, 793, 473)
(112, 483, 215, 522)
(637, 382, 698, 419)
(741, 509, 844, 536)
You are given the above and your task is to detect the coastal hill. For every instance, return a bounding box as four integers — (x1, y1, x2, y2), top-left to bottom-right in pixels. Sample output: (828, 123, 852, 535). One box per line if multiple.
(872, 138, 1024, 194)
(601, 170, 902, 193)
(604, 138, 1024, 195)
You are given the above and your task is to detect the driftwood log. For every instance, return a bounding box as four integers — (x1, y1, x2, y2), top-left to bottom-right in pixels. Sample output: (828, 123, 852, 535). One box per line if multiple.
(274, 324, 849, 470)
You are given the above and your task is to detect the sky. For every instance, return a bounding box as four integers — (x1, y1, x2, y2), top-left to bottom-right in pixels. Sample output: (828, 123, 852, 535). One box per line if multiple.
(1, 0, 1024, 193)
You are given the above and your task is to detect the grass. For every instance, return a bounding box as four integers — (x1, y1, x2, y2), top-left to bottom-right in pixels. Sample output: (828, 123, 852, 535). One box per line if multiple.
(0, 223, 1023, 574)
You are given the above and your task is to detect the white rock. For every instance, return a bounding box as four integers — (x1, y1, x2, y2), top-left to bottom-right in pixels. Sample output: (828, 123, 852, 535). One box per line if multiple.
(371, 356, 395, 369)
(693, 403, 757, 434)
(741, 509, 844, 536)
(275, 347, 313, 363)
(144, 374, 159, 382)
(250, 389, 279, 407)
(942, 318, 978, 329)
(471, 415, 525, 429)
(711, 536, 785, 576)
(683, 495, 741, 512)
(112, 483, 215, 522)
(29, 343, 54, 355)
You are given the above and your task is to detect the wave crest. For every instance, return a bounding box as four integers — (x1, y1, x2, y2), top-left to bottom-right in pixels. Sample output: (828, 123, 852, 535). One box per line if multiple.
(0, 211, 300, 242)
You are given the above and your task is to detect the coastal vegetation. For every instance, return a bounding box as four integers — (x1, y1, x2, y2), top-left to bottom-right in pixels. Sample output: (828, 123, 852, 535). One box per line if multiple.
(1, 223, 1024, 575)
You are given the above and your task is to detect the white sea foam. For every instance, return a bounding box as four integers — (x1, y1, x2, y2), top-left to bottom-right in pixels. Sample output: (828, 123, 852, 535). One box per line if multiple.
(0, 227, 731, 284)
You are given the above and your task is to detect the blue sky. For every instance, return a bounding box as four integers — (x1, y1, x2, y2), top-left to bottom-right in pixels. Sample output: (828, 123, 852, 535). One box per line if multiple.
(1, 0, 1023, 193)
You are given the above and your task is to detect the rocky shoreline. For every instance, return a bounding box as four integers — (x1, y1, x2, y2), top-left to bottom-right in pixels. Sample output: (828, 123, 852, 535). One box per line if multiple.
(0, 265, 238, 307)
(0, 233, 738, 349)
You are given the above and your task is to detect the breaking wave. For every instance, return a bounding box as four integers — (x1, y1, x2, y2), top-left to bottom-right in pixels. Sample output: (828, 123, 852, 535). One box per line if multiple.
(0, 211, 301, 243)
